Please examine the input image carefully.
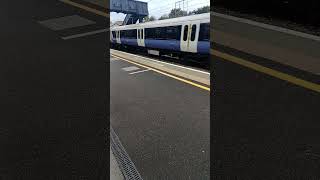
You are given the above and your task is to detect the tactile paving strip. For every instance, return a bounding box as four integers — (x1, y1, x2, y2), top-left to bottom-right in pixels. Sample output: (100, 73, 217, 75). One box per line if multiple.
(110, 126, 143, 180)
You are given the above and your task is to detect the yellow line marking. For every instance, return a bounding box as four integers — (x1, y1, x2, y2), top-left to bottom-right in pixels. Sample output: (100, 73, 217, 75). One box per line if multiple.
(211, 49, 320, 93)
(59, 0, 109, 17)
(112, 55, 210, 91)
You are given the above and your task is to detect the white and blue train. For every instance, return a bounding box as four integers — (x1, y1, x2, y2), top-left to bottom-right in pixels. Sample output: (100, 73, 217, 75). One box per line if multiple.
(110, 13, 210, 60)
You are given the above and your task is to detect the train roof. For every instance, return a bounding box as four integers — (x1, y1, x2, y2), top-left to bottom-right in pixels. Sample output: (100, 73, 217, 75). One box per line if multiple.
(111, 13, 210, 30)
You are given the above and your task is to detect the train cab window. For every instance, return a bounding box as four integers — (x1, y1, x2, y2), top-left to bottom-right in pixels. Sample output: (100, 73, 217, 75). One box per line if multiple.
(112, 31, 116, 39)
(191, 24, 196, 41)
(199, 23, 209, 41)
(183, 25, 188, 41)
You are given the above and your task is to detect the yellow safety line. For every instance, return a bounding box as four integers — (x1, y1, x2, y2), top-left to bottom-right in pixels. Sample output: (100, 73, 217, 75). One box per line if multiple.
(59, 0, 109, 17)
(211, 49, 320, 93)
(111, 55, 211, 92)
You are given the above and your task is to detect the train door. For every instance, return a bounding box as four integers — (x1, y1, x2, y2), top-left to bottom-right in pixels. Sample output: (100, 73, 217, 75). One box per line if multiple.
(180, 22, 199, 53)
(116, 30, 121, 44)
(137, 28, 145, 47)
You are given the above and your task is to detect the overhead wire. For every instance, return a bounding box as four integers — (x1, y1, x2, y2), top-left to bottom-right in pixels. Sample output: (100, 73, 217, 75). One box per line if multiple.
(148, 0, 209, 17)
(149, 0, 209, 13)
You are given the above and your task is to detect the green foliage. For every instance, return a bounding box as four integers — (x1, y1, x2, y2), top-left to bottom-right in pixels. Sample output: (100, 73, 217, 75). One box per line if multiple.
(188, 6, 210, 15)
(158, 6, 210, 20)
(143, 15, 157, 22)
(168, 8, 188, 18)
(149, 16, 156, 21)
(159, 14, 169, 20)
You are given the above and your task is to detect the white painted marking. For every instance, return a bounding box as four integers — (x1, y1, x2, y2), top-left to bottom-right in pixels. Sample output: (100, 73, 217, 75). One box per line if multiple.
(121, 66, 140, 72)
(212, 12, 320, 42)
(129, 69, 150, 75)
(147, 49, 160, 56)
(62, 29, 107, 40)
(110, 57, 118, 62)
(39, 15, 95, 31)
(111, 50, 210, 75)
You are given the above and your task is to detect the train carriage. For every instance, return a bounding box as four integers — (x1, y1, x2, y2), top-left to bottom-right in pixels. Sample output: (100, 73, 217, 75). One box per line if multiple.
(111, 13, 209, 60)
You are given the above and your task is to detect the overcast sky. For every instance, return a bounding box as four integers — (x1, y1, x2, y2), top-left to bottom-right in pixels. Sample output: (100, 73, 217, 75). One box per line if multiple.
(111, 0, 210, 22)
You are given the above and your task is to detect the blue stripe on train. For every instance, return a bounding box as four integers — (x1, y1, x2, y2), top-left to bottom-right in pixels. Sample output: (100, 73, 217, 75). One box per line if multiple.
(120, 38, 138, 46)
(197, 41, 210, 54)
(145, 39, 180, 51)
(116, 38, 209, 55)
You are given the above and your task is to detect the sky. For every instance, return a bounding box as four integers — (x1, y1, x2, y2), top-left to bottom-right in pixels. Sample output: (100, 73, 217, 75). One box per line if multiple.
(111, 0, 210, 22)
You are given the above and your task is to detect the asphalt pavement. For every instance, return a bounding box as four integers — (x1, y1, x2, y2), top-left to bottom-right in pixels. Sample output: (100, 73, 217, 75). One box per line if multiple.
(212, 42, 320, 179)
(211, 11, 319, 179)
(212, 13, 320, 75)
(110, 57, 210, 179)
(0, 0, 108, 179)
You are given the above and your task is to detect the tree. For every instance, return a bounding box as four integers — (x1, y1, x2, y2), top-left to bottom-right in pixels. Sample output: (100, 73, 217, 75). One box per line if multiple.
(168, 8, 187, 18)
(158, 8, 189, 20)
(159, 14, 169, 20)
(188, 6, 210, 15)
(143, 15, 157, 22)
(149, 16, 156, 21)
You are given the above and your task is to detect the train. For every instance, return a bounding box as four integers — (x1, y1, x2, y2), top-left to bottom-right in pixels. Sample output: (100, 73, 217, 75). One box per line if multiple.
(110, 13, 210, 61)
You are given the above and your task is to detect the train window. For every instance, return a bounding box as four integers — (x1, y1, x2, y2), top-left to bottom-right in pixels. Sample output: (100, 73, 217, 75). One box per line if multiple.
(176, 26, 182, 40)
(166, 26, 181, 40)
(134, 29, 137, 39)
(183, 25, 188, 41)
(199, 23, 209, 41)
(191, 25, 196, 41)
(161, 27, 167, 39)
(138, 29, 140, 39)
(145, 28, 155, 39)
(123, 29, 137, 39)
(120, 30, 124, 38)
(146, 26, 181, 40)
(155, 27, 164, 40)
(141, 29, 144, 39)
(112, 31, 116, 39)
(132, 29, 136, 39)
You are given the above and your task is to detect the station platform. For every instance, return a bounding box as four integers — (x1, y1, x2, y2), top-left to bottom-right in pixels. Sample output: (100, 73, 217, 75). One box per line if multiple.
(110, 53, 210, 179)
(111, 49, 210, 86)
